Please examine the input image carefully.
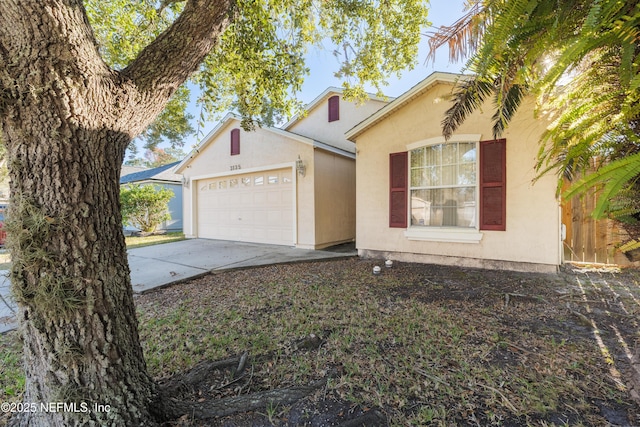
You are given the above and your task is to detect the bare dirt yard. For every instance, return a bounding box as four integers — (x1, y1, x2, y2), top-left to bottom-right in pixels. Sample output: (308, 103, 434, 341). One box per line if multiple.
(3, 258, 640, 426)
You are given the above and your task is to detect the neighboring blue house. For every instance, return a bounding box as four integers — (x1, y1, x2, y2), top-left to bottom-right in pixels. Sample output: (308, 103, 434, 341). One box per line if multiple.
(120, 161, 183, 232)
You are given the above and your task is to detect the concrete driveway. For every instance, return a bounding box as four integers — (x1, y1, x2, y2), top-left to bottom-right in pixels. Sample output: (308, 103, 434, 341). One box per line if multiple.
(0, 273, 14, 333)
(128, 239, 355, 292)
(0, 239, 356, 333)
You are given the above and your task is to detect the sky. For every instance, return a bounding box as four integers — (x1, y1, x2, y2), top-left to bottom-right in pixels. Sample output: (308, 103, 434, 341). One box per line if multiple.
(178, 0, 470, 151)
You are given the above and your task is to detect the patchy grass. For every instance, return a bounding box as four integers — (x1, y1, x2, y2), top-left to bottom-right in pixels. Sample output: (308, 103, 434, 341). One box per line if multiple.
(2, 259, 640, 426)
(0, 333, 24, 399)
(125, 231, 185, 249)
(135, 259, 640, 426)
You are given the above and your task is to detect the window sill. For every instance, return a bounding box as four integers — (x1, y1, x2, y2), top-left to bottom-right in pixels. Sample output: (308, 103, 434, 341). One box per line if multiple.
(404, 227, 483, 243)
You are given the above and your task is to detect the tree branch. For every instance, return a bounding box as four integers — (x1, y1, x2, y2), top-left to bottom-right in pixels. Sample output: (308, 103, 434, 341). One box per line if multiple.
(122, 0, 234, 104)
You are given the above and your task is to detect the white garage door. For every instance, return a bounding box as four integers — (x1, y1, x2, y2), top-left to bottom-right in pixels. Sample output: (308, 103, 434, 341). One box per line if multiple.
(196, 168, 294, 245)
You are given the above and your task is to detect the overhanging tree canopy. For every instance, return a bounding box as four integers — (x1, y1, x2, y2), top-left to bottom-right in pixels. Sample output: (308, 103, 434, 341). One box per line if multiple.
(429, 0, 640, 217)
(0, 0, 429, 425)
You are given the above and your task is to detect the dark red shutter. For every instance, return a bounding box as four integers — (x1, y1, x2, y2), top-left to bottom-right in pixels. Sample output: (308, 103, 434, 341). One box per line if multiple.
(328, 95, 339, 122)
(389, 152, 408, 228)
(230, 128, 240, 155)
(479, 139, 506, 230)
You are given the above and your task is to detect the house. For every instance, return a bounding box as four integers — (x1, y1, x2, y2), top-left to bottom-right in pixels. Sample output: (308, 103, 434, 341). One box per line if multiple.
(346, 72, 562, 273)
(120, 161, 183, 232)
(121, 165, 148, 179)
(176, 88, 389, 249)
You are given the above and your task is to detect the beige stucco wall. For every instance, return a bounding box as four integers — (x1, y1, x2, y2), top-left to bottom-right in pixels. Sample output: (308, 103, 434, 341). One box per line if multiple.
(312, 149, 356, 248)
(355, 82, 562, 272)
(180, 119, 317, 247)
(286, 94, 388, 153)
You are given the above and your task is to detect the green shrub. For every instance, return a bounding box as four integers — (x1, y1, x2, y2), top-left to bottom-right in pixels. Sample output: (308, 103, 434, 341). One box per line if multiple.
(120, 184, 173, 233)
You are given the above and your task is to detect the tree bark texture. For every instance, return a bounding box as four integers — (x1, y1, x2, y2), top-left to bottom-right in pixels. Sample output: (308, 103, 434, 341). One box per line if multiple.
(0, 0, 232, 425)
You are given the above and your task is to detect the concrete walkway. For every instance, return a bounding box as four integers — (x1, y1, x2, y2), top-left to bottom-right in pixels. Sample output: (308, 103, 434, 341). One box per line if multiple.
(0, 239, 356, 333)
(0, 271, 15, 334)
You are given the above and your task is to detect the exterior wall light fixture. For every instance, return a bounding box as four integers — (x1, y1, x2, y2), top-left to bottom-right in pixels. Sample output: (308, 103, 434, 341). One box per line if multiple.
(296, 155, 306, 177)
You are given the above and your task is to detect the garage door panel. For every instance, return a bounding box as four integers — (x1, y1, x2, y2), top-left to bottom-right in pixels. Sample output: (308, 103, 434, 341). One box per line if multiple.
(266, 210, 282, 225)
(240, 193, 253, 204)
(266, 191, 281, 204)
(242, 211, 255, 225)
(253, 228, 267, 240)
(196, 169, 294, 246)
(253, 192, 267, 204)
(281, 189, 292, 202)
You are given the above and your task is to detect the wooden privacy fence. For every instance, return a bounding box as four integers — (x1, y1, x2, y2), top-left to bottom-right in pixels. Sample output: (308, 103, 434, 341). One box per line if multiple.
(561, 182, 629, 265)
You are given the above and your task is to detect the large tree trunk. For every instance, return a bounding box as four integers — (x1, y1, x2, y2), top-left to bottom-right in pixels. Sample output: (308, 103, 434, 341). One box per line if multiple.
(0, 0, 232, 425)
(1, 7, 157, 421)
(6, 132, 157, 426)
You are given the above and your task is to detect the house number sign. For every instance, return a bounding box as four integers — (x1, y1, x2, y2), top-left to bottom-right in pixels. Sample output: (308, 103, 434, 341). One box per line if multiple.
(230, 164, 241, 171)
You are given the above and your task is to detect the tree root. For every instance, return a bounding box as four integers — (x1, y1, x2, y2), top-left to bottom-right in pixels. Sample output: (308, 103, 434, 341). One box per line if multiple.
(160, 380, 326, 420)
(152, 354, 326, 422)
(157, 355, 245, 396)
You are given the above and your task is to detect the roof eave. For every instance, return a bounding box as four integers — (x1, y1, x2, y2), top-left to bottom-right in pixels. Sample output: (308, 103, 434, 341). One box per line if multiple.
(312, 141, 355, 159)
(175, 112, 239, 174)
(345, 72, 471, 142)
(120, 178, 181, 186)
(283, 86, 393, 130)
(175, 114, 357, 171)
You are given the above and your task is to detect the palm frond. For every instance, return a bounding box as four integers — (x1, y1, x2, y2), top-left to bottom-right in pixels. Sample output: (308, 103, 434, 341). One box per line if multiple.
(442, 76, 494, 139)
(563, 152, 640, 218)
(491, 81, 526, 138)
(438, 0, 640, 221)
(426, 2, 485, 64)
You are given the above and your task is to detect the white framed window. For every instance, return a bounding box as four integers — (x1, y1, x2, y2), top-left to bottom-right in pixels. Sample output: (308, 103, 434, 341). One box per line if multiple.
(409, 141, 477, 228)
(390, 135, 503, 242)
